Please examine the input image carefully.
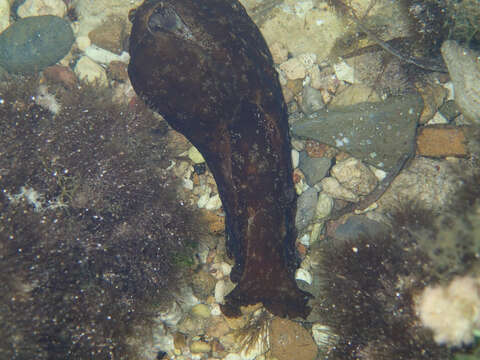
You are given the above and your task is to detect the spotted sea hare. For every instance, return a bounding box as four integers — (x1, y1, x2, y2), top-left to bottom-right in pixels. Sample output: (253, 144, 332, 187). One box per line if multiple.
(128, 0, 311, 318)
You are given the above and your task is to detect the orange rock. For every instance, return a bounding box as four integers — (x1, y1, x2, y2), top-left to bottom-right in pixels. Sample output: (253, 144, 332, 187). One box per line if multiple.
(417, 126, 467, 157)
(202, 210, 225, 234)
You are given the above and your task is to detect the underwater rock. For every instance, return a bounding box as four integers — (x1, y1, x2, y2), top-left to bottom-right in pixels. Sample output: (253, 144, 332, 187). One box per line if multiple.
(128, 0, 311, 318)
(0, 15, 74, 74)
(290, 94, 423, 171)
(441, 40, 480, 124)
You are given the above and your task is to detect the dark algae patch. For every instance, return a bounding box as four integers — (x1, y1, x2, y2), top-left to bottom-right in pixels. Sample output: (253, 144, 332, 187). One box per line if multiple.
(0, 77, 203, 359)
(128, 0, 311, 318)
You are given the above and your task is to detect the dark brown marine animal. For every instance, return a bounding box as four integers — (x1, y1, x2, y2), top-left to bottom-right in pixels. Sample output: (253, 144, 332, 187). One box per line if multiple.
(128, 0, 311, 318)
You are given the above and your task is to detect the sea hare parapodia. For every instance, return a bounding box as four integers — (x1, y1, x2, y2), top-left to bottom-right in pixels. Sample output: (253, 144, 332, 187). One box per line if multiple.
(128, 0, 311, 318)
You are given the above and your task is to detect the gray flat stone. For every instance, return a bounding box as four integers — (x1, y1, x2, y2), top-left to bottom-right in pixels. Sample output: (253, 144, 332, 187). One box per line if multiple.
(290, 94, 423, 171)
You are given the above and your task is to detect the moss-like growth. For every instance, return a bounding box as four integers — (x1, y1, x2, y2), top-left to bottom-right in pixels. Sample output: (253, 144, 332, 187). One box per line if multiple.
(0, 77, 204, 359)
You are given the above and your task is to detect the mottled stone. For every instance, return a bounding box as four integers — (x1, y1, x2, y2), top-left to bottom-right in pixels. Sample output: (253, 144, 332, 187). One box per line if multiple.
(295, 187, 319, 231)
(88, 17, 126, 54)
(291, 94, 423, 171)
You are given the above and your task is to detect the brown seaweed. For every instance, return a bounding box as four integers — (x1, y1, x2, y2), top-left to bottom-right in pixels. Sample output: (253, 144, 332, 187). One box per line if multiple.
(128, 0, 311, 318)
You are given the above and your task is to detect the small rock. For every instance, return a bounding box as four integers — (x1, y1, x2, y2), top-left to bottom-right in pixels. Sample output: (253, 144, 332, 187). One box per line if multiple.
(191, 270, 216, 300)
(43, 65, 77, 89)
(333, 61, 355, 83)
(295, 187, 319, 231)
(441, 40, 480, 123)
(190, 340, 211, 353)
(315, 192, 333, 220)
(439, 99, 461, 122)
(188, 146, 205, 164)
(17, 0, 67, 18)
(88, 17, 126, 54)
(191, 303, 211, 318)
(330, 84, 380, 107)
(205, 194, 222, 211)
(312, 323, 337, 349)
(280, 57, 306, 80)
(74, 55, 108, 86)
(301, 86, 324, 115)
(334, 215, 389, 242)
(298, 53, 317, 69)
(291, 149, 299, 168)
(330, 157, 378, 195)
(107, 60, 129, 81)
(305, 140, 335, 158)
(417, 81, 448, 124)
(295, 268, 313, 285)
(320, 177, 359, 202)
(270, 318, 318, 360)
(298, 152, 331, 186)
(269, 41, 288, 64)
(0, 0, 10, 33)
(84, 44, 130, 64)
(416, 125, 467, 158)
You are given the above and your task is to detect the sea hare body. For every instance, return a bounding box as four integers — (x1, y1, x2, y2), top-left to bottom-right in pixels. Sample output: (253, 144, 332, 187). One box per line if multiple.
(128, 0, 311, 318)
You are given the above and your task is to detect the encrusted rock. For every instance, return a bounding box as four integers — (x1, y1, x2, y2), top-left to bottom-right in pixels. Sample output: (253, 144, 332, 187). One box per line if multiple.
(331, 157, 378, 195)
(270, 318, 318, 360)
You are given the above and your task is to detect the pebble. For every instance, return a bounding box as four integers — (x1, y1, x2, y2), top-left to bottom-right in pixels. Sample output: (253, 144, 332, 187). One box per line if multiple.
(0, 15, 74, 74)
(298, 151, 331, 186)
(43, 65, 77, 89)
(416, 126, 467, 158)
(329, 84, 380, 107)
(295, 187, 319, 231)
(191, 304, 211, 318)
(205, 194, 222, 211)
(291, 149, 300, 168)
(269, 41, 288, 64)
(84, 44, 130, 64)
(333, 61, 355, 83)
(295, 268, 313, 285)
(320, 177, 359, 202)
(315, 192, 333, 220)
(190, 340, 211, 353)
(0, 0, 10, 33)
(188, 146, 205, 164)
(441, 40, 480, 124)
(280, 57, 306, 80)
(417, 81, 448, 124)
(330, 157, 378, 195)
(311, 324, 337, 348)
(74, 55, 108, 86)
(301, 86, 324, 115)
(17, 0, 66, 18)
(291, 94, 423, 171)
(88, 17, 126, 54)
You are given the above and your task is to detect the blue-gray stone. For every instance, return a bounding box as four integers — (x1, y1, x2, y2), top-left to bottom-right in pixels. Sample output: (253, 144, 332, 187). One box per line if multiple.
(0, 16, 74, 74)
(298, 151, 331, 186)
(290, 94, 423, 171)
(295, 187, 319, 231)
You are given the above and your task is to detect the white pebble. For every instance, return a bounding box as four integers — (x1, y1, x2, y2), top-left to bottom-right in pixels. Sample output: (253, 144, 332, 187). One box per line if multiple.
(182, 178, 194, 190)
(320, 177, 359, 202)
(299, 233, 310, 246)
(205, 194, 222, 211)
(295, 268, 313, 285)
(291, 149, 299, 168)
(85, 44, 130, 64)
(333, 60, 355, 84)
(214, 280, 226, 303)
(197, 193, 210, 208)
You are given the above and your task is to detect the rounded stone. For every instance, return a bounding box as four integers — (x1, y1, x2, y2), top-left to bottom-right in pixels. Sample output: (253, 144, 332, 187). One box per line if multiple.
(0, 15, 74, 74)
